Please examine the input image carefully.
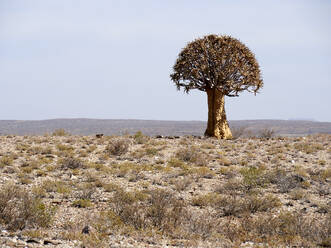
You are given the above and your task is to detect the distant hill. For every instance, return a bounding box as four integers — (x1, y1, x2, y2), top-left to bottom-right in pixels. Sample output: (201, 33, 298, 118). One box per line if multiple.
(0, 119, 330, 136)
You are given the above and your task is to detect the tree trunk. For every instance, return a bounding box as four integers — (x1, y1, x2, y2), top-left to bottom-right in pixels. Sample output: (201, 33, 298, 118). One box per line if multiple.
(204, 88, 232, 139)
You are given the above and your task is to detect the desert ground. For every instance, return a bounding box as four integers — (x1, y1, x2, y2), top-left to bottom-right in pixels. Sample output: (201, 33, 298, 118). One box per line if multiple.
(0, 131, 330, 247)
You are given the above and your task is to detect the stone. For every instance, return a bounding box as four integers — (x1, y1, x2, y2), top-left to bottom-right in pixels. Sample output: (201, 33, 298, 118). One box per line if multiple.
(44, 239, 61, 245)
(82, 225, 90, 234)
(26, 238, 40, 244)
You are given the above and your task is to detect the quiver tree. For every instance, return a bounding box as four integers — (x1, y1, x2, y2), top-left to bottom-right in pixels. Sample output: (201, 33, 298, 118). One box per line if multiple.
(170, 35, 263, 139)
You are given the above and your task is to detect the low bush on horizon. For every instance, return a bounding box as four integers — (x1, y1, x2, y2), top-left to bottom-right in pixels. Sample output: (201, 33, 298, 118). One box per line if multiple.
(52, 128, 70, 136)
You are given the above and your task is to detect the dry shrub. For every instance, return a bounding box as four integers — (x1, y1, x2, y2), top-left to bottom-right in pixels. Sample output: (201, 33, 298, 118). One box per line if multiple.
(241, 211, 331, 246)
(102, 182, 121, 192)
(216, 180, 243, 198)
(146, 189, 186, 230)
(60, 157, 85, 169)
(41, 180, 71, 195)
(52, 128, 69, 136)
(191, 193, 221, 207)
(193, 154, 210, 167)
(171, 176, 193, 192)
(231, 126, 246, 139)
(213, 193, 280, 217)
(293, 142, 324, 154)
(185, 211, 219, 240)
(215, 194, 243, 217)
(106, 138, 130, 156)
(218, 156, 231, 166)
(267, 168, 306, 193)
(289, 188, 307, 200)
(167, 158, 189, 170)
(223, 221, 249, 244)
(259, 128, 275, 138)
(176, 146, 199, 163)
(71, 199, 92, 208)
(244, 194, 281, 213)
(94, 210, 124, 234)
(131, 145, 159, 158)
(109, 188, 187, 234)
(176, 146, 210, 167)
(0, 155, 13, 168)
(0, 183, 55, 230)
(190, 166, 215, 179)
(133, 131, 149, 144)
(320, 168, 331, 181)
(59, 212, 110, 248)
(110, 188, 146, 229)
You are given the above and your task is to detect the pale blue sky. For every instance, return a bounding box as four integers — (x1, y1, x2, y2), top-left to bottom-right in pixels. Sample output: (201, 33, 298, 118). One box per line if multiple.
(1, 0, 330, 121)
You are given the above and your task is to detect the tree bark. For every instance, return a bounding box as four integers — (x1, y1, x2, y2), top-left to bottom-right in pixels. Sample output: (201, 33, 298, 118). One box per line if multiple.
(204, 88, 232, 139)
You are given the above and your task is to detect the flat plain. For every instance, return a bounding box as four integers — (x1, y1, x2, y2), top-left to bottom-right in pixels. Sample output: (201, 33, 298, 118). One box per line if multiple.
(1, 119, 331, 136)
(0, 132, 330, 247)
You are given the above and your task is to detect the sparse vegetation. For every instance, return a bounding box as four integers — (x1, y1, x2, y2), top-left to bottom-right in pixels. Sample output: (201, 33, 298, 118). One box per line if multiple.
(0, 134, 330, 247)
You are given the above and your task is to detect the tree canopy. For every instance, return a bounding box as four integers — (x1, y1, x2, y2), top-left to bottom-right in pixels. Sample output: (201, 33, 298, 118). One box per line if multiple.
(170, 35, 263, 97)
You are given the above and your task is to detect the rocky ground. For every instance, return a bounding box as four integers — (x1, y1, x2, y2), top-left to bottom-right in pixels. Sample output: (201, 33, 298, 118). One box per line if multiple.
(0, 131, 330, 247)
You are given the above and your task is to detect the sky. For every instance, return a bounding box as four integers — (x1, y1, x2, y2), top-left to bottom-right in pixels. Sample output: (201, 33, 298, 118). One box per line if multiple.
(1, 0, 331, 122)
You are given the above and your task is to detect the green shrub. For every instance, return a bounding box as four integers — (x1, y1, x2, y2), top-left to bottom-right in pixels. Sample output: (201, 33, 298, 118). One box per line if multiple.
(133, 131, 149, 144)
(240, 166, 267, 190)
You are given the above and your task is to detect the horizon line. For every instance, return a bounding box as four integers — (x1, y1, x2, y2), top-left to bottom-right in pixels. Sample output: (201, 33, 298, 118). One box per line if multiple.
(0, 118, 323, 123)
